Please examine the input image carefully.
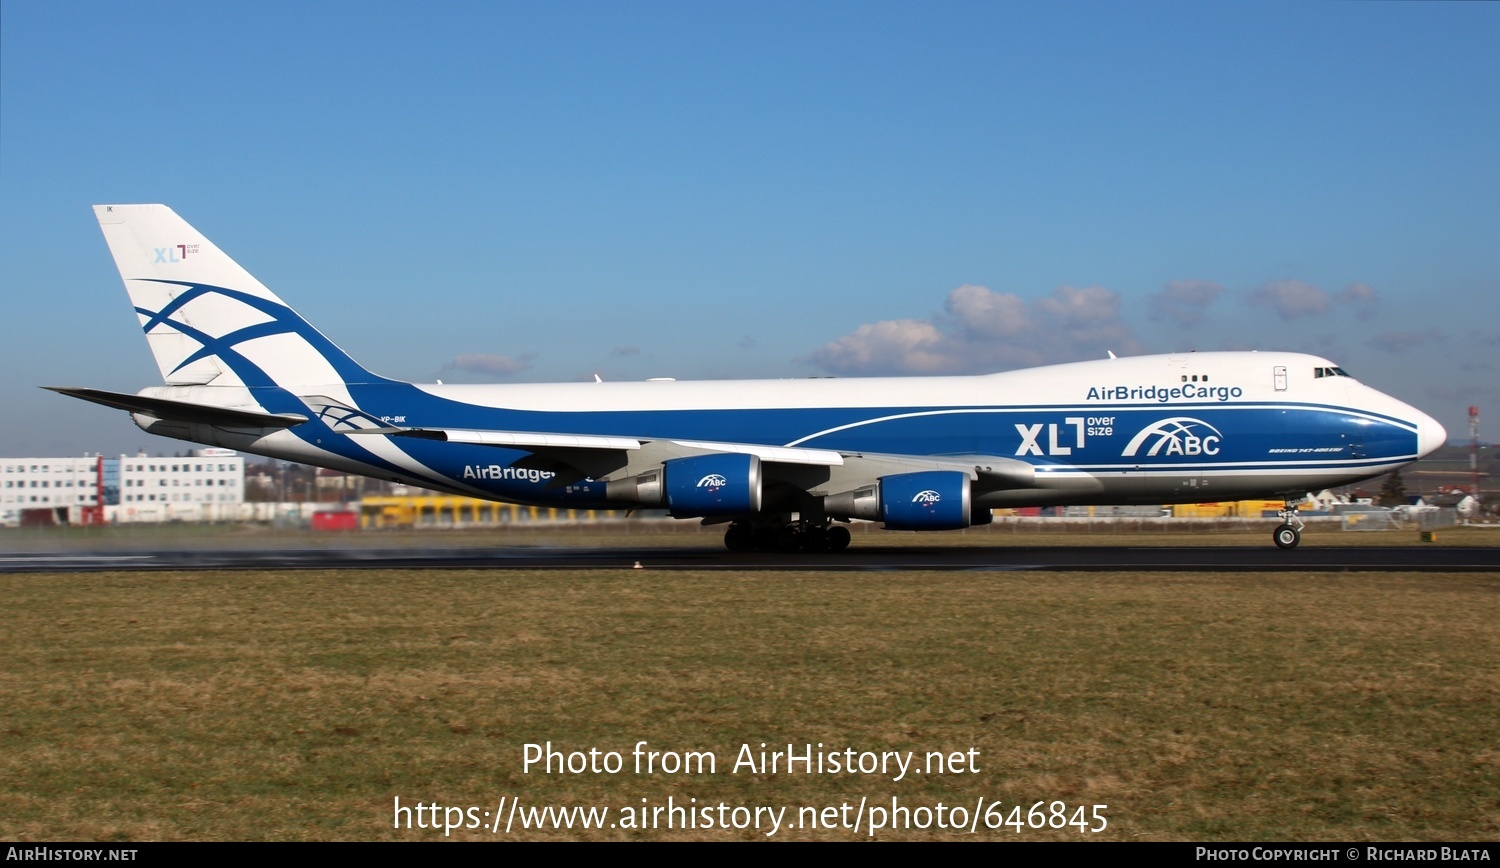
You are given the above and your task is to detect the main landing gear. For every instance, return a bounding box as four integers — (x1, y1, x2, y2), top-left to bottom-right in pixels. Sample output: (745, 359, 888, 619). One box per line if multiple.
(723, 520, 852, 553)
(1272, 500, 1305, 550)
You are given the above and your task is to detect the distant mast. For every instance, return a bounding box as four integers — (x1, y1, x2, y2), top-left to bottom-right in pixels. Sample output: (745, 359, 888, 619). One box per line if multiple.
(1471, 406, 1481, 501)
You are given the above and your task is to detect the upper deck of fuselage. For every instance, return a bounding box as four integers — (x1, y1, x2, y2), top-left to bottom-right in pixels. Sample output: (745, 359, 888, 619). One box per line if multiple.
(407, 350, 1358, 413)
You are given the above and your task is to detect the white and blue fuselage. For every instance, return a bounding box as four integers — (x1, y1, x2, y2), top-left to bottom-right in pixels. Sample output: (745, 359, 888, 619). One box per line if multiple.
(53, 205, 1445, 550)
(134, 352, 1440, 510)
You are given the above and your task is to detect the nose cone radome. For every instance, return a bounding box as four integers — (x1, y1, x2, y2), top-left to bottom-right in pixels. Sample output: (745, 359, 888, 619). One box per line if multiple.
(1416, 411, 1447, 458)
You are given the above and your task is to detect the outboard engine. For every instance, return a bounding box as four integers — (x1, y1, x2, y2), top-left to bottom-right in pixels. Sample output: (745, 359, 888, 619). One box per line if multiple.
(825, 469, 976, 530)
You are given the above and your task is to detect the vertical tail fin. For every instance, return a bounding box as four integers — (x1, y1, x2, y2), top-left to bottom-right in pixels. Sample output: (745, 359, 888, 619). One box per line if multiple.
(94, 204, 383, 390)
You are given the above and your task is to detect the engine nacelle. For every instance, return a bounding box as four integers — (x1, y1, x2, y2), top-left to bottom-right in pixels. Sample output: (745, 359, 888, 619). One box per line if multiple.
(605, 454, 762, 515)
(877, 470, 972, 531)
(662, 453, 763, 517)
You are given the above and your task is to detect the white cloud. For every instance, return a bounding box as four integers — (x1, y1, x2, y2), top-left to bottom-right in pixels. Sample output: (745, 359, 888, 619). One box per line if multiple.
(1148, 279, 1225, 327)
(802, 285, 1143, 376)
(1337, 282, 1379, 321)
(801, 318, 957, 375)
(442, 352, 536, 375)
(1035, 285, 1139, 351)
(947, 284, 1034, 339)
(1248, 279, 1381, 321)
(1248, 279, 1331, 320)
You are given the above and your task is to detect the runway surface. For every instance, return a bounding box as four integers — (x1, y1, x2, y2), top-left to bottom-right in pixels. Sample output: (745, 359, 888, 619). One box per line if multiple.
(2, 544, 1497, 573)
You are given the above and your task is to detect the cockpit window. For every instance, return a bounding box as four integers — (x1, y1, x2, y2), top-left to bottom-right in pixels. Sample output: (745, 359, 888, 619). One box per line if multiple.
(1313, 366, 1353, 379)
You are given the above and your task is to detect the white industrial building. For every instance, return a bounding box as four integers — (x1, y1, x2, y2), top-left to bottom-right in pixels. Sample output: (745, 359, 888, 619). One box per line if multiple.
(1, 448, 245, 526)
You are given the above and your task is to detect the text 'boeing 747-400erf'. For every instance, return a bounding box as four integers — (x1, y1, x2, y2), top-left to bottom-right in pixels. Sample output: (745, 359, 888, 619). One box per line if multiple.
(50, 204, 1447, 551)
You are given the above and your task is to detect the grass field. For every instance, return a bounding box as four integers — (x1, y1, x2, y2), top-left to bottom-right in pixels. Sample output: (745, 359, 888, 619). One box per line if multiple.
(2, 565, 1496, 840)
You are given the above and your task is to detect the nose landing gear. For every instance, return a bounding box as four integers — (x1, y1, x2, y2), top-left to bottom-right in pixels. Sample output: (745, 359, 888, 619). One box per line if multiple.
(1272, 500, 1305, 549)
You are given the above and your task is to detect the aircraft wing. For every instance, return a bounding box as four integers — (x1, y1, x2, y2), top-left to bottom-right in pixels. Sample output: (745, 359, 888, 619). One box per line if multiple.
(372, 425, 848, 470)
(297, 394, 839, 468)
(381, 427, 649, 452)
(304, 395, 1037, 497)
(356, 420, 1036, 491)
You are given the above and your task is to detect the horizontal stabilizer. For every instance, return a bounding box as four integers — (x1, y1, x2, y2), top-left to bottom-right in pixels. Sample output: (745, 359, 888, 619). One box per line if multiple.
(45, 386, 308, 428)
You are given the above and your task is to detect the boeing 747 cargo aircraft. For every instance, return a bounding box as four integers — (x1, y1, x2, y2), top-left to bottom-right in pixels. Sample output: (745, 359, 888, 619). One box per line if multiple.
(50, 205, 1446, 551)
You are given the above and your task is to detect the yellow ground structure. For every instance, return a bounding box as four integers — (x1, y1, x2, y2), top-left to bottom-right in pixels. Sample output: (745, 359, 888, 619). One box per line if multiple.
(358, 496, 1295, 527)
(1170, 500, 1286, 518)
(358, 495, 629, 529)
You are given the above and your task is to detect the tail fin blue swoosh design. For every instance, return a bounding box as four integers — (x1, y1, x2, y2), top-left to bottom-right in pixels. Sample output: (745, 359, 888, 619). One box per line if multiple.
(94, 204, 383, 391)
(132, 279, 385, 389)
(91, 204, 460, 492)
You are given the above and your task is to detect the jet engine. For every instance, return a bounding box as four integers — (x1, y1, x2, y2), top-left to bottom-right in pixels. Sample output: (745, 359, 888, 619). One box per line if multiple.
(825, 469, 978, 531)
(606, 453, 763, 517)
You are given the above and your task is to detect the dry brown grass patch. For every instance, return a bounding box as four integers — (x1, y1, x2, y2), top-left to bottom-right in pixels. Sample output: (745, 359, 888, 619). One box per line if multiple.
(1, 568, 1495, 840)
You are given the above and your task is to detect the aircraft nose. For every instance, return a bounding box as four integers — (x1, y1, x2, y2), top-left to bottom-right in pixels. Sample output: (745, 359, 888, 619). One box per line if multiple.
(1416, 411, 1447, 458)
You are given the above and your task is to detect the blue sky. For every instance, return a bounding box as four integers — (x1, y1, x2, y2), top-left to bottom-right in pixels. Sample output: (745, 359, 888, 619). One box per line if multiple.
(2, 1, 1496, 457)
